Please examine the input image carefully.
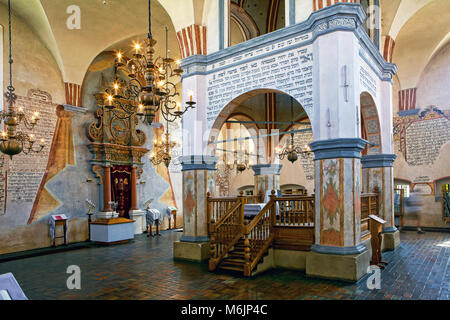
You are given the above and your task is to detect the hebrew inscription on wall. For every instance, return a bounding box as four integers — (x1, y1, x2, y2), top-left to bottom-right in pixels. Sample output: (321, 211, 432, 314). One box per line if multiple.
(405, 117, 450, 166)
(360, 65, 377, 98)
(0, 155, 6, 215)
(7, 90, 58, 204)
(293, 126, 314, 180)
(206, 35, 314, 129)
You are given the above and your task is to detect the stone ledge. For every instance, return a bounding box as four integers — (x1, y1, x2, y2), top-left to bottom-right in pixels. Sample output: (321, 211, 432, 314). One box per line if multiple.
(306, 250, 370, 282)
(173, 241, 210, 263)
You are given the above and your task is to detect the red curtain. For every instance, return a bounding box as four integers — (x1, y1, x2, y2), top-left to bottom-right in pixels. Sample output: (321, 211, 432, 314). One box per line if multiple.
(111, 165, 132, 219)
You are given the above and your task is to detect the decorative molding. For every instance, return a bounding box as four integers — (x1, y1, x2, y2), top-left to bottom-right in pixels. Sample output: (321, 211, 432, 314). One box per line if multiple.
(310, 138, 367, 160)
(182, 3, 397, 83)
(92, 165, 104, 185)
(311, 243, 367, 255)
(179, 155, 218, 171)
(361, 154, 397, 168)
(180, 235, 210, 243)
(251, 164, 283, 176)
(63, 104, 87, 114)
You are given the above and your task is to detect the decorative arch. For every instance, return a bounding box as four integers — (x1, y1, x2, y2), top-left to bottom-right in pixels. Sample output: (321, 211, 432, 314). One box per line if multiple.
(230, 2, 260, 42)
(208, 88, 315, 149)
(360, 92, 382, 155)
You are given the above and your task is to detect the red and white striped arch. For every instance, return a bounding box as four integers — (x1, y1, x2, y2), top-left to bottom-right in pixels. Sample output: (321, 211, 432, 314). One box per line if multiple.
(313, 0, 360, 11)
(176, 25, 207, 59)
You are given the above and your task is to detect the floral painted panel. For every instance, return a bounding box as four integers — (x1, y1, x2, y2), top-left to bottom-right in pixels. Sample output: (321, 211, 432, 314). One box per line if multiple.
(322, 160, 341, 246)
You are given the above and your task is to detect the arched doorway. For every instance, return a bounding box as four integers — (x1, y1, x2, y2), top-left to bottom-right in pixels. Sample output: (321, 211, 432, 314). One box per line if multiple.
(360, 92, 382, 155)
(208, 89, 315, 198)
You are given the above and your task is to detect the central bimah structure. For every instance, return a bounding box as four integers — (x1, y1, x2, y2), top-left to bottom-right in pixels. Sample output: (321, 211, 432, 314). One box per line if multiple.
(174, 3, 398, 282)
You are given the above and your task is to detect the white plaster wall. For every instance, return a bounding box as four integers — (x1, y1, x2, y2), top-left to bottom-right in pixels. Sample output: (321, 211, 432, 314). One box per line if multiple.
(416, 41, 450, 110)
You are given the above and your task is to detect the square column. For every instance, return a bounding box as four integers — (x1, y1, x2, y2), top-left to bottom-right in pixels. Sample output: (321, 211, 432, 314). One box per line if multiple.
(362, 154, 400, 251)
(173, 155, 217, 262)
(307, 138, 369, 282)
(252, 164, 283, 199)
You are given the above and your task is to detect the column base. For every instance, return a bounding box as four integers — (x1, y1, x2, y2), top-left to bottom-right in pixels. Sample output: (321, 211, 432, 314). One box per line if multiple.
(306, 248, 370, 282)
(381, 230, 400, 251)
(129, 210, 146, 235)
(173, 240, 210, 262)
(95, 211, 119, 219)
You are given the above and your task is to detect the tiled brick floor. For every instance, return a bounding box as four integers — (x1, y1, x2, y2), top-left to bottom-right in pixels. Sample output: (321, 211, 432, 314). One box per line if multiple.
(0, 230, 448, 300)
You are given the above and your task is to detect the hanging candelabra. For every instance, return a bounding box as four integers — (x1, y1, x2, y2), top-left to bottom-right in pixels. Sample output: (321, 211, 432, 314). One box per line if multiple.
(277, 97, 311, 164)
(150, 120, 177, 168)
(104, 0, 195, 126)
(222, 124, 252, 174)
(0, 0, 45, 159)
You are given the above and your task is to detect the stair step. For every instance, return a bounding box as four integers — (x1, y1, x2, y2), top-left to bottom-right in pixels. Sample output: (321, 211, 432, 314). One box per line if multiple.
(220, 260, 244, 266)
(228, 252, 245, 258)
(218, 265, 244, 272)
(223, 258, 245, 264)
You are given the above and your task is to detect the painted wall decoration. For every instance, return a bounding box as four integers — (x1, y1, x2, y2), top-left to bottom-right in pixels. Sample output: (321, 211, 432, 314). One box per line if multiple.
(321, 160, 341, 246)
(29, 105, 75, 224)
(394, 107, 450, 166)
(183, 172, 195, 224)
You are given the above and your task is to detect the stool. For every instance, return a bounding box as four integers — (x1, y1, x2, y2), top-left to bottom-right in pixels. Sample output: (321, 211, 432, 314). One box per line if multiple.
(53, 219, 68, 247)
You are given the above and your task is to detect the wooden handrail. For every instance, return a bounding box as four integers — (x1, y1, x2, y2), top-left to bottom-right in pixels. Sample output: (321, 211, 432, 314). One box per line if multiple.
(208, 193, 246, 271)
(245, 199, 275, 233)
(243, 192, 277, 276)
(214, 200, 242, 230)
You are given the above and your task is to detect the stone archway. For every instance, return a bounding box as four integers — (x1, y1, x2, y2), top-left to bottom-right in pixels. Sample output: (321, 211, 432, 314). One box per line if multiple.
(360, 91, 382, 155)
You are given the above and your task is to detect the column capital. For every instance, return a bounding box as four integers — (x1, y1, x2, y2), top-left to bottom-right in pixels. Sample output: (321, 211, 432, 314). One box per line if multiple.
(309, 138, 367, 160)
(179, 155, 218, 171)
(361, 154, 397, 168)
(251, 164, 283, 176)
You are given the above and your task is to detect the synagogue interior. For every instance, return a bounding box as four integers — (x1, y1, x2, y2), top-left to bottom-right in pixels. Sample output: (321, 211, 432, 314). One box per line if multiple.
(0, 0, 448, 302)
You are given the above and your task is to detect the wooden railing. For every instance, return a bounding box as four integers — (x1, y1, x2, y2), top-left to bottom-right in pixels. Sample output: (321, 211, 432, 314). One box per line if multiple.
(208, 191, 317, 275)
(208, 193, 245, 271)
(243, 195, 276, 276)
(275, 195, 315, 227)
(360, 193, 379, 241)
(207, 193, 240, 233)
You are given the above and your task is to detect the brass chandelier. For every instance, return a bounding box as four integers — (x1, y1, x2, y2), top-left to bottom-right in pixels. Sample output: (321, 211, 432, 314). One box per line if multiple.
(0, 0, 44, 159)
(277, 98, 311, 164)
(150, 120, 178, 168)
(223, 124, 252, 174)
(105, 0, 195, 125)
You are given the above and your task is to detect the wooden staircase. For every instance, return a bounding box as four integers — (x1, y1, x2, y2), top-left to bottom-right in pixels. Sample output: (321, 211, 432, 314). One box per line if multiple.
(218, 238, 272, 274)
(208, 191, 316, 277)
(218, 238, 246, 272)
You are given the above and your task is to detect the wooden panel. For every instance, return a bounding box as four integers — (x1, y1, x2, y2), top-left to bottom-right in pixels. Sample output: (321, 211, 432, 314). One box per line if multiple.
(273, 226, 314, 251)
